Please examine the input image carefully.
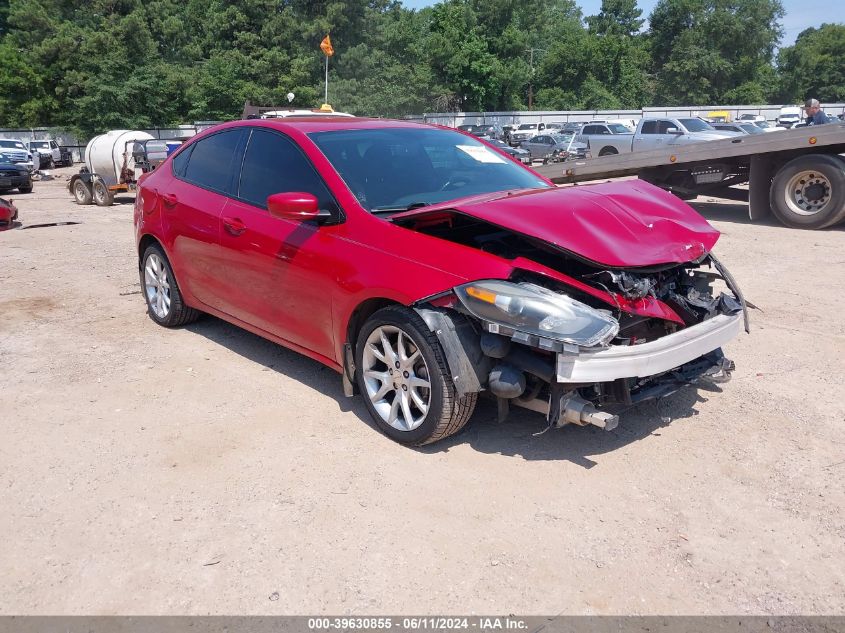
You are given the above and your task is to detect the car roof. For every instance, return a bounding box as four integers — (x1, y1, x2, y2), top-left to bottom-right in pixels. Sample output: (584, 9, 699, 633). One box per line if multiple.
(206, 117, 436, 135)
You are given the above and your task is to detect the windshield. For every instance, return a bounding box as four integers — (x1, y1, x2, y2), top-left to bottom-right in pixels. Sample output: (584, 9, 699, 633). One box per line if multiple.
(550, 133, 574, 144)
(517, 124, 537, 130)
(740, 124, 763, 134)
(30, 141, 48, 149)
(607, 124, 632, 134)
(679, 118, 716, 132)
(0, 140, 26, 150)
(308, 127, 549, 212)
(755, 121, 771, 128)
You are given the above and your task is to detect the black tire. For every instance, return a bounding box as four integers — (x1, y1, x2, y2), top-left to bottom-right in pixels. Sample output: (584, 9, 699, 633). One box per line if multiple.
(770, 154, 845, 229)
(17, 184, 32, 193)
(598, 146, 618, 157)
(72, 179, 93, 205)
(140, 244, 200, 327)
(47, 158, 55, 169)
(355, 305, 477, 446)
(92, 178, 114, 207)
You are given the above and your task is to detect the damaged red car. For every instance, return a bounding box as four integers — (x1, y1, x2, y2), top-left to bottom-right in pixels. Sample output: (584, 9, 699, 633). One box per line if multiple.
(134, 119, 747, 445)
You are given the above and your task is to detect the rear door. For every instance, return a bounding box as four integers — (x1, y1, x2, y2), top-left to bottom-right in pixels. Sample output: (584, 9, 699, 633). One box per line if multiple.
(164, 128, 247, 309)
(215, 127, 341, 359)
(635, 120, 671, 150)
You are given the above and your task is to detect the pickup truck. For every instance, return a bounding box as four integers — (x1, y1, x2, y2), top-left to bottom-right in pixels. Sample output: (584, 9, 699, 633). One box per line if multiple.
(578, 117, 737, 156)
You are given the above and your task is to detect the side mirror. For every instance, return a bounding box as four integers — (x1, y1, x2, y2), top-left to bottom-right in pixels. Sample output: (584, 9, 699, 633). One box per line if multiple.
(666, 127, 683, 135)
(267, 192, 320, 221)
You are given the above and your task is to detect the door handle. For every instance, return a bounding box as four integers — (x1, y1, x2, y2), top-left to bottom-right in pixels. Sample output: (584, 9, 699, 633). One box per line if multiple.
(223, 216, 246, 236)
(161, 192, 178, 207)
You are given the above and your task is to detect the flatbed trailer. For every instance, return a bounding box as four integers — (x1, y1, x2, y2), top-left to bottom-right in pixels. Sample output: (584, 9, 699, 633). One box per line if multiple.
(533, 123, 845, 229)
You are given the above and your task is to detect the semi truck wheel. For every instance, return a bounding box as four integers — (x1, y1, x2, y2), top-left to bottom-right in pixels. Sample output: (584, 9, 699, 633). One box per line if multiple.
(770, 154, 845, 229)
(92, 178, 114, 207)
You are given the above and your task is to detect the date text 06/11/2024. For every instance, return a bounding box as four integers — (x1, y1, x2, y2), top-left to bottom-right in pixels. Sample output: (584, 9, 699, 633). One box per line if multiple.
(307, 617, 529, 630)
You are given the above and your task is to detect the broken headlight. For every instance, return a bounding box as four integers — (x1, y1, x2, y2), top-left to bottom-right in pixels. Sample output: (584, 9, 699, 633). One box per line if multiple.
(455, 280, 619, 347)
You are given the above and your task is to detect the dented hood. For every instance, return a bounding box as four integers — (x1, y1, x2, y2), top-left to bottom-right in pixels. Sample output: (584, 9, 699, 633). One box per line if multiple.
(392, 181, 720, 268)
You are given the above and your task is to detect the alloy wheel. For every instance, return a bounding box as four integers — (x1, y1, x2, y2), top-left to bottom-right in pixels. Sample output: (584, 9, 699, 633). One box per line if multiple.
(144, 253, 171, 319)
(361, 325, 432, 431)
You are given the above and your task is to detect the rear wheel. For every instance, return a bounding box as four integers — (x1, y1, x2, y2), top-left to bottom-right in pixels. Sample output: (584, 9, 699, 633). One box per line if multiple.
(598, 146, 618, 157)
(140, 244, 200, 327)
(72, 179, 93, 205)
(92, 179, 114, 206)
(355, 305, 477, 446)
(770, 155, 845, 229)
(17, 184, 32, 194)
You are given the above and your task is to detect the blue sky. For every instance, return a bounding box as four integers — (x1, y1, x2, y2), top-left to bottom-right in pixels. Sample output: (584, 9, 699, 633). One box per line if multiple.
(399, 0, 837, 47)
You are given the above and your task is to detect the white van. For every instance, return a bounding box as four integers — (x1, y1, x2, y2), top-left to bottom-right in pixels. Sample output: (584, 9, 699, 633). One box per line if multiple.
(776, 106, 802, 128)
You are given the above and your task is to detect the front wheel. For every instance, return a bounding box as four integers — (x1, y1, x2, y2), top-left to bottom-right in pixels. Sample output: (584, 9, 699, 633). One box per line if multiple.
(17, 184, 33, 193)
(770, 155, 845, 229)
(355, 306, 477, 446)
(598, 146, 618, 157)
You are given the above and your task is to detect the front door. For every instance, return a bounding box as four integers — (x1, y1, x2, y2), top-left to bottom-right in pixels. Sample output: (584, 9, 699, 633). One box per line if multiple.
(215, 128, 340, 360)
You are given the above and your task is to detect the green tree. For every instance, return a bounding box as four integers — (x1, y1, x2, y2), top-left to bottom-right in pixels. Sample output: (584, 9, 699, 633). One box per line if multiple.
(776, 24, 845, 103)
(649, 0, 784, 105)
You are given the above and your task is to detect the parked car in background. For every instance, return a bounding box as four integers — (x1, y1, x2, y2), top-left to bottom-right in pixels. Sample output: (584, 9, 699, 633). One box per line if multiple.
(562, 122, 585, 133)
(737, 114, 766, 123)
(776, 106, 802, 128)
(502, 124, 517, 143)
(706, 110, 731, 123)
(509, 122, 546, 146)
(0, 152, 33, 193)
(0, 139, 35, 172)
(751, 121, 783, 133)
(484, 138, 531, 164)
(712, 122, 765, 135)
(631, 117, 739, 152)
(58, 146, 75, 166)
(134, 117, 744, 446)
(576, 122, 635, 156)
(472, 124, 503, 140)
(0, 196, 19, 227)
(27, 139, 61, 169)
(521, 133, 588, 162)
(457, 124, 479, 134)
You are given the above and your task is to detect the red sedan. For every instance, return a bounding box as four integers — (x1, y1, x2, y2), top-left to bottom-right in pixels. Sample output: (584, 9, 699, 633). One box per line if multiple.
(134, 118, 746, 445)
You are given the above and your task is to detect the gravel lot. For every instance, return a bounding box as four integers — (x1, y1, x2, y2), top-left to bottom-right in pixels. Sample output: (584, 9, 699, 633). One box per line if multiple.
(1, 167, 844, 615)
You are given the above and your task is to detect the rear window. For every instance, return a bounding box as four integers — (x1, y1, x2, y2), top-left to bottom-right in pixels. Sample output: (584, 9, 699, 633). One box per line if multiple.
(182, 129, 245, 195)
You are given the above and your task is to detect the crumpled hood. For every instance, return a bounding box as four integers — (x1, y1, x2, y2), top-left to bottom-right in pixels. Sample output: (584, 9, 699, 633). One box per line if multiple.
(391, 181, 720, 268)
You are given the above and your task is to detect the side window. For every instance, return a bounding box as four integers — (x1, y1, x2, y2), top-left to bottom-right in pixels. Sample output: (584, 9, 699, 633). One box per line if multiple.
(172, 143, 195, 178)
(50, 141, 58, 149)
(182, 129, 245, 195)
(583, 125, 598, 135)
(657, 121, 674, 134)
(599, 126, 610, 135)
(640, 121, 657, 135)
(238, 129, 338, 213)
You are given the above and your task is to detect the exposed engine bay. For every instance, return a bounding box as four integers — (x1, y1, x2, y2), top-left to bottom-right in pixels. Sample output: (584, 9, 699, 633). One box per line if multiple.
(397, 209, 747, 432)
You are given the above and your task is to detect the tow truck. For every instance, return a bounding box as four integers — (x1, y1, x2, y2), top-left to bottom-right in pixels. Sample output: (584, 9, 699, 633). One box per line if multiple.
(534, 123, 845, 229)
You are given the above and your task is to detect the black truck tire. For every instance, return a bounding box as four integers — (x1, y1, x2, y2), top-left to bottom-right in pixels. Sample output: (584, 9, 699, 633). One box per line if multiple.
(770, 154, 845, 229)
(92, 178, 114, 207)
(72, 179, 93, 205)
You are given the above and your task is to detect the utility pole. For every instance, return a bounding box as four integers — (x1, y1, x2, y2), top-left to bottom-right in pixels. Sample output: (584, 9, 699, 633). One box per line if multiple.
(525, 47, 545, 111)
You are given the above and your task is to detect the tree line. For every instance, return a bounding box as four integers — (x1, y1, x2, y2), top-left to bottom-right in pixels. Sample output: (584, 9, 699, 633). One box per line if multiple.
(0, 0, 843, 136)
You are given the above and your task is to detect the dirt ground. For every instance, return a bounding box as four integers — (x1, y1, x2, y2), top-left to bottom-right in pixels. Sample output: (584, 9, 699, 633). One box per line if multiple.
(1, 167, 844, 615)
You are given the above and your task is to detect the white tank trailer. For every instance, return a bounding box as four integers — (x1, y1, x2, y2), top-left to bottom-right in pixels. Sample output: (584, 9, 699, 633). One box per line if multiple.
(69, 130, 168, 206)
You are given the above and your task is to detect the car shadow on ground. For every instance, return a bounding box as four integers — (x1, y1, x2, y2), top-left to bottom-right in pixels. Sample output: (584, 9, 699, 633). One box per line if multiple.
(689, 200, 845, 231)
(186, 315, 715, 466)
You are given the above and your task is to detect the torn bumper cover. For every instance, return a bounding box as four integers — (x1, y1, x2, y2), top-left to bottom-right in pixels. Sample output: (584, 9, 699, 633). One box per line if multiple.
(555, 312, 743, 383)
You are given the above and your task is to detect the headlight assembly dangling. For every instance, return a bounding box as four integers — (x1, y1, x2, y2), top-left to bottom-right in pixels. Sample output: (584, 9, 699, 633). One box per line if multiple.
(454, 280, 619, 348)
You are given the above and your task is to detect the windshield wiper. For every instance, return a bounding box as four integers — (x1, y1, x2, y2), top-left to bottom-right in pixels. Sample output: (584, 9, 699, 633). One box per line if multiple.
(371, 201, 431, 214)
